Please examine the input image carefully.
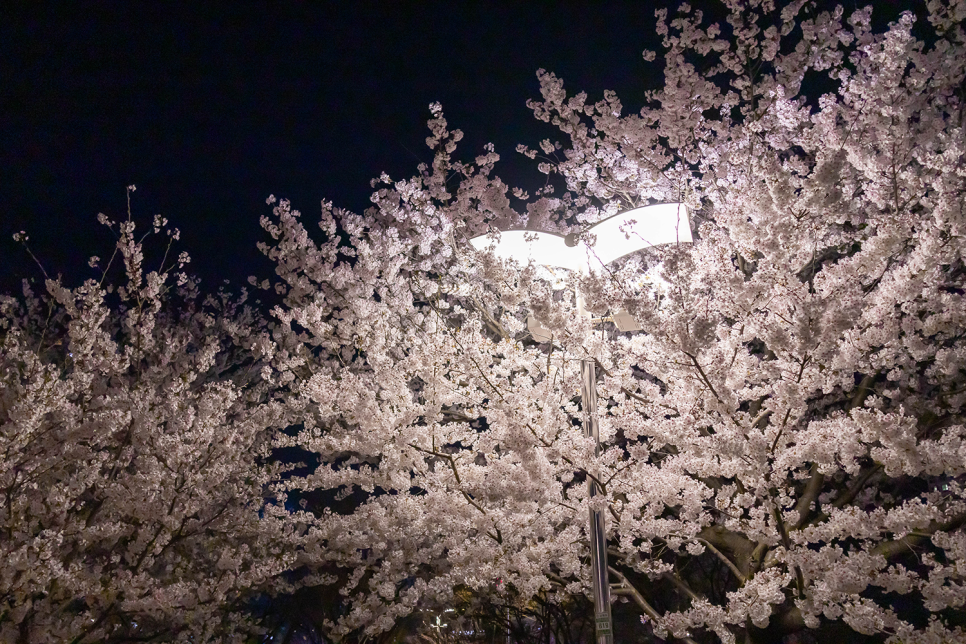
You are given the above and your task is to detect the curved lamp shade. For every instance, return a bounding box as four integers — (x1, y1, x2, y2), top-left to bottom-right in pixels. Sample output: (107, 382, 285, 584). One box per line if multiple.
(469, 203, 692, 336)
(468, 203, 692, 274)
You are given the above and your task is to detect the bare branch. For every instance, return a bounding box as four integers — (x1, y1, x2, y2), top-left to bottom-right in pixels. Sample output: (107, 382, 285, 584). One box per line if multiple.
(833, 464, 882, 510)
(409, 443, 487, 515)
(470, 297, 511, 341)
(662, 571, 704, 603)
(683, 351, 722, 402)
(608, 566, 700, 644)
(695, 538, 747, 584)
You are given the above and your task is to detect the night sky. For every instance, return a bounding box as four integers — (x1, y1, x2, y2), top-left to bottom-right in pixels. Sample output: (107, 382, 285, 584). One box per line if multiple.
(1, 1, 670, 293)
(3, 1, 915, 295)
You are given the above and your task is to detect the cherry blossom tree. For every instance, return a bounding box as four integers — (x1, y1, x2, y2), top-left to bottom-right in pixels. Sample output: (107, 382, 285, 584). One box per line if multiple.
(262, 1, 966, 642)
(0, 198, 314, 643)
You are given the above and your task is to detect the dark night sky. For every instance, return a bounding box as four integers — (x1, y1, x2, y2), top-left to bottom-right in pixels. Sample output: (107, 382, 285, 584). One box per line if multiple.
(1, 1, 670, 293)
(1, 1, 913, 294)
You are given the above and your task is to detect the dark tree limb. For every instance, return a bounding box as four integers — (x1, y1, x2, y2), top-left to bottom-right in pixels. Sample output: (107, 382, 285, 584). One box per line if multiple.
(873, 513, 966, 561)
(608, 566, 700, 644)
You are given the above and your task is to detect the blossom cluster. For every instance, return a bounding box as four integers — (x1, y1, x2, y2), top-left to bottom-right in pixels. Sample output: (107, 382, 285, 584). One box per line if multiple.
(4, 2, 965, 642)
(1, 212, 311, 643)
(260, 1, 966, 642)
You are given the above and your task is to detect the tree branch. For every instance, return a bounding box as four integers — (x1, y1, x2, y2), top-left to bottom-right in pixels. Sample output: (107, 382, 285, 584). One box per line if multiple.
(409, 443, 487, 515)
(793, 463, 824, 530)
(696, 538, 747, 584)
(662, 571, 704, 603)
(872, 513, 966, 561)
(833, 463, 882, 510)
(683, 351, 722, 402)
(697, 525, 756, 580)
(470, 297, 510, 342)
(608, 566, 700, 644)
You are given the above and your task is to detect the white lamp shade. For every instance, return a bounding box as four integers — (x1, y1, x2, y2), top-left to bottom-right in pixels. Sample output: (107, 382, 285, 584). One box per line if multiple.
(470, 230, 585, 272)
(583, 203, 692, 269)
(469, 203, 691, 274)
(470, 203, 691, 339)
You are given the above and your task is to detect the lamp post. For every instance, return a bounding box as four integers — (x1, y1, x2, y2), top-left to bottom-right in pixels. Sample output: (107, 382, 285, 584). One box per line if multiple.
(470, 203, 692, 644)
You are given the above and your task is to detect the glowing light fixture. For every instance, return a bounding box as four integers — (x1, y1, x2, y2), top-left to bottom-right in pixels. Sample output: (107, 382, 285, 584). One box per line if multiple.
(469, 202, 692, 644)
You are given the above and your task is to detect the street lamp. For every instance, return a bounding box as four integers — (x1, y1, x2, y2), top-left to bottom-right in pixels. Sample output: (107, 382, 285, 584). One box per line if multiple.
(470, 203, 692, 644)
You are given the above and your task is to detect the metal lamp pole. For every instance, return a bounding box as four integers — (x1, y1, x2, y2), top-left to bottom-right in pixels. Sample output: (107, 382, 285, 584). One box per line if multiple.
(582, 356, 612, 644)
(470, 203, 692, 644)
